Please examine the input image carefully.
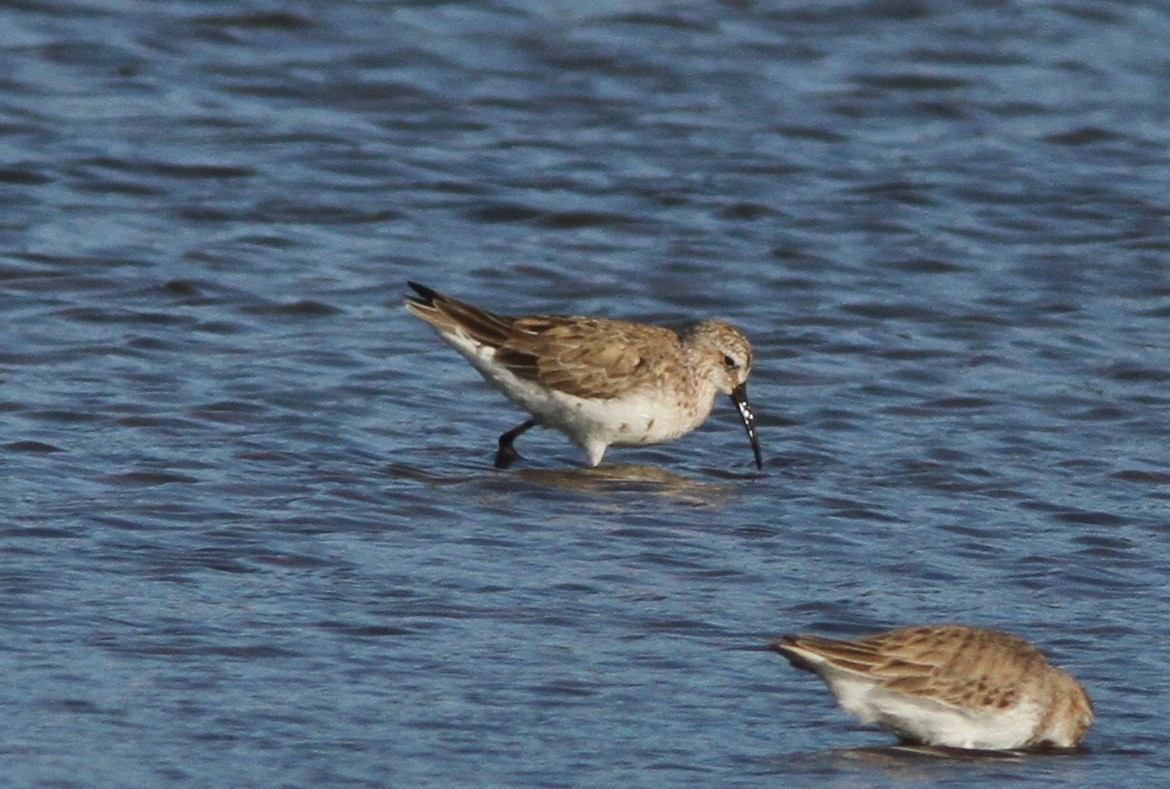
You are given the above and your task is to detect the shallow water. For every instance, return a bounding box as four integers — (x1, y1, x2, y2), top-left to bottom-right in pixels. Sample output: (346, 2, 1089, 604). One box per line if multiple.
(3, 1, 1169, 786)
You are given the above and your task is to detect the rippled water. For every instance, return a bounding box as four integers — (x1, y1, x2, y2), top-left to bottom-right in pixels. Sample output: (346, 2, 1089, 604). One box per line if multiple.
(3, 1, 1169, 786)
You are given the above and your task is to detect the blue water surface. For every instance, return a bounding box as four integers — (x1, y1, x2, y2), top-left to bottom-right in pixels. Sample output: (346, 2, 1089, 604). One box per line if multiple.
(2, 1, 1169, 786)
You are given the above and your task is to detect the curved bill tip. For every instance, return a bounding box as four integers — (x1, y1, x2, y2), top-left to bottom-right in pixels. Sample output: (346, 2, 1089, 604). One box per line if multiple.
(730, 383, 763, 470)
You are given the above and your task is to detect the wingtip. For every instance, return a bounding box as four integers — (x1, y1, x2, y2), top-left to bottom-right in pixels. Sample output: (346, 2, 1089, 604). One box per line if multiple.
(770, 634, 799, 651)
(769, 635, 819, 672)
(405, 281, 438, 307)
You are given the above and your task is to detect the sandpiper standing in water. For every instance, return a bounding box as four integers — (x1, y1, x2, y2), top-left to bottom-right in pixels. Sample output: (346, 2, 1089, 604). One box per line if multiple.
(770, 624, 1094, 751)
(404, 282, 763, 470)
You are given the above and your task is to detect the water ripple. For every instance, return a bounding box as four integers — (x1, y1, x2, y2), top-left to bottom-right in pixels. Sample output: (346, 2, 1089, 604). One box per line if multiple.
(2, 1, 1168, 786)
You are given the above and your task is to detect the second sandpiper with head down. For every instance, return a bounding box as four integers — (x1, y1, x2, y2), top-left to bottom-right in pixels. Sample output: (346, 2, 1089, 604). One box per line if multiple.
(770, 624, 1094, 752)
(405, 282, 763, 470)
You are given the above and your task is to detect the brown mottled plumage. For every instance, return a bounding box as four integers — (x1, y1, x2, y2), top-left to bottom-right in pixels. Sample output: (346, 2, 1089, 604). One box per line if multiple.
(404, 282, 762, 469)
(771, 625, 1093, 751)
(492, 318, 686, 400)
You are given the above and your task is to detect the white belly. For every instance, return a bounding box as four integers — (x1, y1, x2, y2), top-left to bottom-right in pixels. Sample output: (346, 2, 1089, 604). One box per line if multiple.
(833, 677, 1042, 749)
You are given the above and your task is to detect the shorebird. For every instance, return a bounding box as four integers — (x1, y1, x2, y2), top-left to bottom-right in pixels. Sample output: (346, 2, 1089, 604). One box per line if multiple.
(770, 625, 1093, 751)
(404, 282, 763, 470)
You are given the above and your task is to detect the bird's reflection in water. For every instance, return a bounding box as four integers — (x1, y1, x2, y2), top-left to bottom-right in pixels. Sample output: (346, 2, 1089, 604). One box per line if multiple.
(763, 741, 1090, 782)
(388, 460, 745, 507)
(512, 464, 736, 505)
(838, 743, 1089, 762)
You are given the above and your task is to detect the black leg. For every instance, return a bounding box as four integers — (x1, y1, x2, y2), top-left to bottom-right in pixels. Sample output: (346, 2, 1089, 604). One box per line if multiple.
(495, 419, 536, 469)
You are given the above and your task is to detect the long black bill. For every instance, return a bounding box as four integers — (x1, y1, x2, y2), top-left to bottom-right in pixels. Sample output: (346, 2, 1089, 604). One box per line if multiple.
(730, 382, 763, 470)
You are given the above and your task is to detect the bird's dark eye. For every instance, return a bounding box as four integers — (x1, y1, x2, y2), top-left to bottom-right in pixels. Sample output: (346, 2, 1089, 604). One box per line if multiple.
(723, 354, 737, 368)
